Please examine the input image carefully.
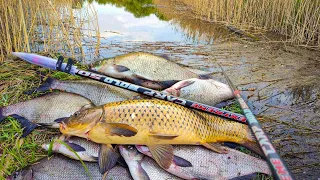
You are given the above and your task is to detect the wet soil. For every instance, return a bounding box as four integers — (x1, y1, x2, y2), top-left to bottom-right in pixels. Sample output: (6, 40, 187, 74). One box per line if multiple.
(95, 39, 320, 179)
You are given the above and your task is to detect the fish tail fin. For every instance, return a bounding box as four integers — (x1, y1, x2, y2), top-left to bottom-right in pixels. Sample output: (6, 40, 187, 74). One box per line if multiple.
(0, 107, 6, 123)
(10, 114, 39, 137)
(240, 128, 264, 157)
(24, 77, 57, 94)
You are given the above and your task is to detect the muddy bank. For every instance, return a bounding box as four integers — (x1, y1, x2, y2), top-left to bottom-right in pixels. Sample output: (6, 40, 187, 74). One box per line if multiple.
(93, 39, 320, 179)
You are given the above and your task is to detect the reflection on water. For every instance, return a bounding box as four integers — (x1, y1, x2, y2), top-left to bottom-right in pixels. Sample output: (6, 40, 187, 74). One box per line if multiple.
(88, 0, 192, 43)
(89, 0, 165, 19)
(84, 0, 233, 44)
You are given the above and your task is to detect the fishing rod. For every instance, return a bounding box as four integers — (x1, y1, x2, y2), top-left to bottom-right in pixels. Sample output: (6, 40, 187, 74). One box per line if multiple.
(217, 64, 293, 180)
(12, 52, 247, 123)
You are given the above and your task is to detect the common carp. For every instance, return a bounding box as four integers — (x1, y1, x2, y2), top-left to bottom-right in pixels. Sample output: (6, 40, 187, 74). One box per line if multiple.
(60, 99, 261, 169)
(163, 78, 234, 106)
(26, 77, 141, 106)
(90, 52, 210, 90)
(136, 145, 271, 180)
(6, 155, 131, 180)
(0, 92, 93, 137)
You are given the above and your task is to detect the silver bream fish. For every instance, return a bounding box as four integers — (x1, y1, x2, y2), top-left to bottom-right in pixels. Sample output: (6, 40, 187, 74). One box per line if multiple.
(6, 155, 131, 180)
(0, 92, 93, 137)
(42, 137, 99, 162)
(163, 78, 234, 106)
(90, 52, 210, 90)
(26, 77, 141, 106)
(136, 145, 271, 180)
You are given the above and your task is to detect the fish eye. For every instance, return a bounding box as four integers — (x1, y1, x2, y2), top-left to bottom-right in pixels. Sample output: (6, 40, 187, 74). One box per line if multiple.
(74, 111, 80, 116)
(128, 145, 134, 150)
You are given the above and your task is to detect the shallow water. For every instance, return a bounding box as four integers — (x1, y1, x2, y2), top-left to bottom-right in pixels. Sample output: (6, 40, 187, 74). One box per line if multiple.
(36, 0, 320, 179)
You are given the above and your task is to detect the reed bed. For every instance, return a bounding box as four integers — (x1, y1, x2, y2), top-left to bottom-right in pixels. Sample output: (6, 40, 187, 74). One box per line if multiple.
(0, 0, 100, 62)
(179, 0, 320, 48)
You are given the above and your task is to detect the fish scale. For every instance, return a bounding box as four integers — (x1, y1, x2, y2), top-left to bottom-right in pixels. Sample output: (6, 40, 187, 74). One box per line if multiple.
(63, 99, 254, 147)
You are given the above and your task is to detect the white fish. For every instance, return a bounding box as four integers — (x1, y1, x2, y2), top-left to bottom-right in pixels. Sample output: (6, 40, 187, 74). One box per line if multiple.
(163, 78, 234, 105)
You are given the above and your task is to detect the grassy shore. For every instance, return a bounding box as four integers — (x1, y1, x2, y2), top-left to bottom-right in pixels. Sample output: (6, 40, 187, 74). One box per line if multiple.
(179, 0, 320, 49)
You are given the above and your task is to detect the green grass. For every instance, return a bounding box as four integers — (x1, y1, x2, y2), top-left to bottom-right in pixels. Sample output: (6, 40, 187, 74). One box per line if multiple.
(0, 118, 59, 179)
(0, 54, 84, 178)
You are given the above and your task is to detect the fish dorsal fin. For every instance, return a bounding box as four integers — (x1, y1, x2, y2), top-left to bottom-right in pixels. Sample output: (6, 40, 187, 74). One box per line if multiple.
(202, 143, 229, 154)
(149, 131, 179, 139)
(147, 144, 174, 169)
(64, 141, 86, 152)
(98, 144, 120, 174)
(105, 123, 138, 137)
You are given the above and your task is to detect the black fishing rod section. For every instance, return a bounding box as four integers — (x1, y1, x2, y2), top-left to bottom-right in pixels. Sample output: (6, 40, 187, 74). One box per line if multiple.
(218, 64, 293, 180)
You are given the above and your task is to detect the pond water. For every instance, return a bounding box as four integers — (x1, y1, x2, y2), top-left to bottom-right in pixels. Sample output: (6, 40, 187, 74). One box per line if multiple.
(82, 0, 234, 60)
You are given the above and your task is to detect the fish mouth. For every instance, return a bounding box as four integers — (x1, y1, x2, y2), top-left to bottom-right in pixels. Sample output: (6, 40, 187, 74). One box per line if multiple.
(59, 122, 67, 133)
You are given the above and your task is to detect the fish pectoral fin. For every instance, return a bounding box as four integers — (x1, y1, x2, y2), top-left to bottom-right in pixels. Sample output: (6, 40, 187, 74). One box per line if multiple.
(202, 143, 229, 154)
(64, 141, 86, 152)
(10, 114, 39, 137)
(173, 155, 192, 167)
(113, 64, 130, 72)
(105, 123, 138, 137)
(98, 144, 120, 174)
(116, 155, 128, 168)
(147, 144, 174, 169)
(174, 80, 196, 90)
(149, 131, 179, 139)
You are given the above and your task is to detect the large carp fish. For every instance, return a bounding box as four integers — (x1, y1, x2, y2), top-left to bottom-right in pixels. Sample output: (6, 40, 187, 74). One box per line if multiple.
(59, 99, 261, 169)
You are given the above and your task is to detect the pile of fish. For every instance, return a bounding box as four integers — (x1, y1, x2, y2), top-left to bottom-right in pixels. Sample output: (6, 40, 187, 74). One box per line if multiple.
(2, 52, 271, 180)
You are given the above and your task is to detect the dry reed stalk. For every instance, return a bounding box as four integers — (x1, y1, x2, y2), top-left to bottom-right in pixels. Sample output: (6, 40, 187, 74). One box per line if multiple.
(179, 0, 320, 48)
(0, 0, 100, 62)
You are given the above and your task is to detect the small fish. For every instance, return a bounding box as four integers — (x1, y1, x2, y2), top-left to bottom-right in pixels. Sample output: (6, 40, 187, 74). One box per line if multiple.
(119, 145, 193, 180)
(0, 92, 93, 137)
(136, 145, 271, 180)
(162, 78, 234, 106)
(60, 99, 262, 170)
(26, 77, 141, 106)
(6, 155, 131, 180)
(119, 145, 150, 180)
(90, 52, 210, 90)
(42, 137, 99, 162)
(42, 136, 121, 174)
